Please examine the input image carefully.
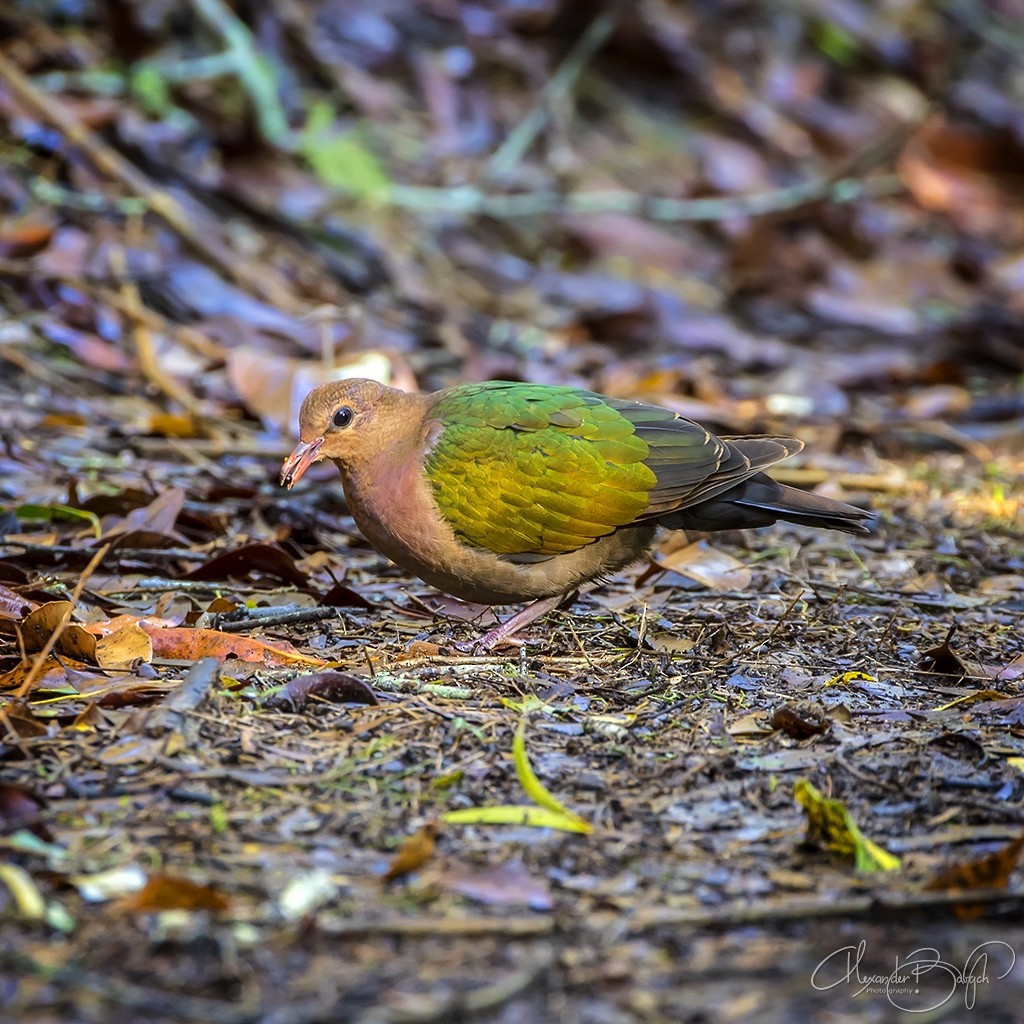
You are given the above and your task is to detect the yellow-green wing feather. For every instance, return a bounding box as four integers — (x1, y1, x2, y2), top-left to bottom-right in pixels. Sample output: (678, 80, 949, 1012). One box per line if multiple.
(424, 383, 658, 557)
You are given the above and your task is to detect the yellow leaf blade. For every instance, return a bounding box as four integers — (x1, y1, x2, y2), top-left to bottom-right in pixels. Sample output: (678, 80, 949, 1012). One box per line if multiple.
(443, 805, 592, 834)
(795, 778, 900, 872)
(513, 719, 571, 818)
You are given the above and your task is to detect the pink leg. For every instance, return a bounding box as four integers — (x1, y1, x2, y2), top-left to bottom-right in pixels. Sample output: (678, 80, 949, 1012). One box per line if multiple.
(452, 594, 565, 653)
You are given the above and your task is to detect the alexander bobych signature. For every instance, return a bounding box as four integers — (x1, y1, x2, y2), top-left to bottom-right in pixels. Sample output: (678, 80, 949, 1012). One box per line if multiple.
(811, 940, 1016, 1012)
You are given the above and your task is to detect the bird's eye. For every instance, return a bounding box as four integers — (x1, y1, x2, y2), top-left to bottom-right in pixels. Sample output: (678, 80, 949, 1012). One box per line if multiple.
(332, 406, 353, 429)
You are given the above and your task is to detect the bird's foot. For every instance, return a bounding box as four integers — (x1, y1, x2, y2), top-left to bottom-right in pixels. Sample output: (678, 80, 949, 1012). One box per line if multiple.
(450, 594, 564, 654)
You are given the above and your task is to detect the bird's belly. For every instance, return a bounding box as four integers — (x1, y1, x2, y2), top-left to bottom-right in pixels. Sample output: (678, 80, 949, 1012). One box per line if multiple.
(413, 524, 657, 604)
(353, 495, 655, 604)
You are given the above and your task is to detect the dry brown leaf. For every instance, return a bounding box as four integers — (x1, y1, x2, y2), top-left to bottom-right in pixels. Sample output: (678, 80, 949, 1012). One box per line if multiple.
(382, 822, 440, 884)
(19, 602, 97, 662)
(94, 621, 153, 669)
(126, 874, 230, 913)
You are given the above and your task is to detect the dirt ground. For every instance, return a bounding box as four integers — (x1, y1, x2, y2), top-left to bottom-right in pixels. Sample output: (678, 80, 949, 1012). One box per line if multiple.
(2, 2, 1024, 1021)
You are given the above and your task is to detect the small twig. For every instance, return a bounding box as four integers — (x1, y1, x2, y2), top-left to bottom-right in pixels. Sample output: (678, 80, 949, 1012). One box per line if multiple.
(370, 676, 478, 701)
(15, 544, 110, 698)
(30, 177, 147, 215)
(189, 0, 294, 148)
(387, 174, 904, 220)
(112, 578, 297, 595)
(0, 542, 202, 558)
(736, 589, 806, 657)
(630, 887, 1024, 931)
(317, 914, 554, 938)
(487, 1, 627, 178)
(216, 606, 341, 632)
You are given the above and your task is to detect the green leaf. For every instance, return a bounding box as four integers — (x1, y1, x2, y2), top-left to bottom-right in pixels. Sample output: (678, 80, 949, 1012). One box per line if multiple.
(512, 718, 577, 820)
(442, 720, 592, 834)
(15, 504, 101, 538)
(813, 22, 860, 65)
(795, 778, 900, 873)
(130, 63, 172, 116)
(300, 102, 389, 197)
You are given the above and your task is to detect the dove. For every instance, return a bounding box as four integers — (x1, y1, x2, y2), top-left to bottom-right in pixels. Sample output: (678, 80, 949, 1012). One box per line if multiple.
(281, 379, 872, 648)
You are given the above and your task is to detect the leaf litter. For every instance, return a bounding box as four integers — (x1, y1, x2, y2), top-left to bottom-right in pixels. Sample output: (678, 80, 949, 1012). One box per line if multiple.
(1, 1, 1024, 1022)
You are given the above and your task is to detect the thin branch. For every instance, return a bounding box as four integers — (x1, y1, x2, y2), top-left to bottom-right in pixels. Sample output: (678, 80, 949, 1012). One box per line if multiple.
(387, 174, 904, 220)
(630, 886, 1024, 931)
(487, 1, 627, 178)
(216, 607, 342, 632)
(189, 0, 294, 148)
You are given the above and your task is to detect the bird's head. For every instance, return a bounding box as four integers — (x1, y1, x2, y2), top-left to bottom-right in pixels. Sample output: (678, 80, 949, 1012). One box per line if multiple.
(280, 378, 413, 488)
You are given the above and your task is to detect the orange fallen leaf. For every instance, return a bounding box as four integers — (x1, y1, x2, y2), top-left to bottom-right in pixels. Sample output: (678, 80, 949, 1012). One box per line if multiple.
(83, 615, 326, 667)
(382, 822, 440, 883)
(924, 831, 1024, 919)
(126, 874, 230, 913)
(142, 625, 326, 667)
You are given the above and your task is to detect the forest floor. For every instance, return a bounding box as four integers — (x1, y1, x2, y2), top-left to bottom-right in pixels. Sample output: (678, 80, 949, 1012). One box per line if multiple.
(2, 2, 1024, 1021)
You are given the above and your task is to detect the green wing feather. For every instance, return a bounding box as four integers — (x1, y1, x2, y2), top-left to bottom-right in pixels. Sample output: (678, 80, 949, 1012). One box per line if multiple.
(423, 382, 756, 559)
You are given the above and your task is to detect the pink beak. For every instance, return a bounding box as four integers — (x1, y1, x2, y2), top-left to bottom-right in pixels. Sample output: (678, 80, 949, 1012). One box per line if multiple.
(280, 437, 324, 489)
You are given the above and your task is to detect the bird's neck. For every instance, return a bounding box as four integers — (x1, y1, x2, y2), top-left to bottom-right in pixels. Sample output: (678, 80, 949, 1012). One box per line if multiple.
(337, 444, 445, 567)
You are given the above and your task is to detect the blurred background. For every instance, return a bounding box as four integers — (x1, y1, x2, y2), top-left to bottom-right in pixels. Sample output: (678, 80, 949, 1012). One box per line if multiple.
(1, 0, 1021, 478)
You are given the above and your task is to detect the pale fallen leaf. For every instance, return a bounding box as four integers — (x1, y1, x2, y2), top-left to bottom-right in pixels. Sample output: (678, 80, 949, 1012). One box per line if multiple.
(70, 863, 148, 902)
(655, 540, 752, 591)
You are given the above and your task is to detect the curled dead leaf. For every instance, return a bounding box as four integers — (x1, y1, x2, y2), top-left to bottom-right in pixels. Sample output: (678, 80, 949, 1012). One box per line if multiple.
(19, 602, 97, 662)
(265, 671, 378, 711)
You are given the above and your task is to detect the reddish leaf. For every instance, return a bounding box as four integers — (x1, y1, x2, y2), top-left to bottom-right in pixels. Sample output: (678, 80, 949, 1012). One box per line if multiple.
(266, 671, 378, 711)
(142, 624, 326, 667)
(183, 543, 310, 587)
(770, 704, 830, 739)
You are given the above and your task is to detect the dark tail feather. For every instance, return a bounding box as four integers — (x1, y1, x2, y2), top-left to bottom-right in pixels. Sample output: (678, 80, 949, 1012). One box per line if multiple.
(658, 474, 874, 535)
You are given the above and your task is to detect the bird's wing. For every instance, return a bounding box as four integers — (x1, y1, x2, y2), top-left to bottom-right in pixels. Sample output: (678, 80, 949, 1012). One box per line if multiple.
(424, 383, 656, 558)
(625, 418, 803, 516)
(423, 382, 787, 559)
